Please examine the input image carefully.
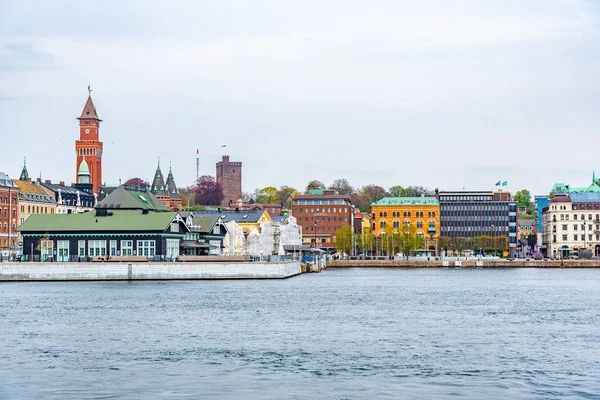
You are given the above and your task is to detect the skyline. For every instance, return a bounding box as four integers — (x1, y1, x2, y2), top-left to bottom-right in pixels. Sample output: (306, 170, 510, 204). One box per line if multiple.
(2, 0, 600, 195)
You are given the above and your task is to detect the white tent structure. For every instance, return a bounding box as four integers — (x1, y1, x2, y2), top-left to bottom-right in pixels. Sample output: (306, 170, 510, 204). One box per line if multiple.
(223, 221, 246, 256)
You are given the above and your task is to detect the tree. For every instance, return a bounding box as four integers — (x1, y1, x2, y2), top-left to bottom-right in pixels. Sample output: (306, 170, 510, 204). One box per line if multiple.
(242, 191, 256, 204)
(256, 186, 279, 204)
(334, 225, 354, 254)
(193, 175, 224, 206)
(178, 192, 189, 208)
(359, 185, 388, 211)
(305, 180, 325, 193)
(388, 185, 406, 197)
(389, 185, 434, 197)
(357, 227, 375, 255)
(329, 178, 353, 195)
(124, 177, 148, 188)
(514, 190, 532, 208)
(277, 186, 299, 209)
(397, 223, 424, 260)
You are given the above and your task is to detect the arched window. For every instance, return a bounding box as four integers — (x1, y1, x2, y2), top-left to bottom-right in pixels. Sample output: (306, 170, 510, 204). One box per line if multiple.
(427, 211, 431, 217)
(403, 212, 407, 217)
(384, 211, 387, 217)
(408, 212, 411, 217)
(429, 220, 435, 228)
(417, 220, 423, 229)
(432, 212, 436, 217)
(393, 221, 399, 229)
(379, 212, 382, 217)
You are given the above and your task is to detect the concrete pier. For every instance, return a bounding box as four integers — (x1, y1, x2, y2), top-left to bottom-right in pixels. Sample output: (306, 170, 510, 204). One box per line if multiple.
(0, 261, 302, 281)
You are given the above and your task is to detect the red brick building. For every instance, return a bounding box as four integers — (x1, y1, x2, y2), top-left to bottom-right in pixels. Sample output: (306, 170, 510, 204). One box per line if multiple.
(0, 172, 19, 252)
(292, 189, 353, 250)
(216, 155, 242, 207)
(75, 92, 103, 195)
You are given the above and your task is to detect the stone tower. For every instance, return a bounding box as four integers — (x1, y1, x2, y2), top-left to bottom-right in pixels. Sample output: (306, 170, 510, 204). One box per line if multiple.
(216, 155, 242, 206)
(75, 90, 103, 195)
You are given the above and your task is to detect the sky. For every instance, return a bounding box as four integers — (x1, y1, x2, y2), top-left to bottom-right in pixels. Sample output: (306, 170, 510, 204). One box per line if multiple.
(1, 0, 600, 196)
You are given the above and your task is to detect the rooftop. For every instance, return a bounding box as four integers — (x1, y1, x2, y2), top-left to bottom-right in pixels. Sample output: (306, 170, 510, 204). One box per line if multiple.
(371, 197, 439, 206)
(192, 209, 269, 224)
(96, 186, 170, 211)
(18, 209, 180, 232)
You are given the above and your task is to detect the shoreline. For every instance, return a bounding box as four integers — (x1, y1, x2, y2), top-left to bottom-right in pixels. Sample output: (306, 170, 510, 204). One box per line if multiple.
(327, 260, 600, 268)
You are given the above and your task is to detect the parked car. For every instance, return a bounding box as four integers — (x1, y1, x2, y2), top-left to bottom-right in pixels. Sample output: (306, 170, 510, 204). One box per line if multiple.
(568, 255, 579, 260)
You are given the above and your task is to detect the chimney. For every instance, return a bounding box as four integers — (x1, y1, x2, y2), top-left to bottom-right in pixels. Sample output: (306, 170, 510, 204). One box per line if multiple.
(59, 181, 65, 186)
(44, 179, 50, 184)
(26, 177, 31, 182)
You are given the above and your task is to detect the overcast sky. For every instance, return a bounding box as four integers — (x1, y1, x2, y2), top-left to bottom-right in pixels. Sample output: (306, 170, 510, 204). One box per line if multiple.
(1, 0, 599, 196)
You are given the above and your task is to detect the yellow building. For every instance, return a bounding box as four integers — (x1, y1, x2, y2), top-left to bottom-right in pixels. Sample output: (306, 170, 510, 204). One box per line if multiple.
(14, 179, 57, 227)
(370, 197, 440, 238)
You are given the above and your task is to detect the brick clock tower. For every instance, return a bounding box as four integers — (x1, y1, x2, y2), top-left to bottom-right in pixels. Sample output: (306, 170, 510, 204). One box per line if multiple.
(75, 88, 103, 195)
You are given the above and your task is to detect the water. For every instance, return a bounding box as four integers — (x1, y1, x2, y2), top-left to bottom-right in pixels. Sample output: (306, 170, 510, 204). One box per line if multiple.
(1, 268, 600, 399)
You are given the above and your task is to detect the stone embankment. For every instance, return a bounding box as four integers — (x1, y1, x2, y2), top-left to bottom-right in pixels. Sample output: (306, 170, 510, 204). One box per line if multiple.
(328, 260, 600, 268)
(0, 261, 302, 281)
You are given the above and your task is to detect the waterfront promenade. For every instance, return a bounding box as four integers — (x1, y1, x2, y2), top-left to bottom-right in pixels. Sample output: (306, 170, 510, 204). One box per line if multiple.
(328, 259, 600, 268)
(0, 260, 301, 281)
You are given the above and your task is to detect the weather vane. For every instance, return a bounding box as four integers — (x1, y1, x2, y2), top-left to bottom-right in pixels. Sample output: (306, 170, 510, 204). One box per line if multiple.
(88, 84, 92, 96)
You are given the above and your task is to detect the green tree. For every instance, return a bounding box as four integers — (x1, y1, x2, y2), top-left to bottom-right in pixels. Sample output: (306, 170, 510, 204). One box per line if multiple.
(357, 227, 375, 254)
(329, 178, 353, 195)
(277, 186, 299, 209)
(514, 189, 532, 208)
(334, 225, 354, 254)
(256, 186, 279, 204)
(397, 223, 423, 260)
(388, 185, 406, 197)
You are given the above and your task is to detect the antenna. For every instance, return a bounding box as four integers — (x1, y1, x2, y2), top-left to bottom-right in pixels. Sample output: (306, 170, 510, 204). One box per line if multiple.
(196, 149, 199, 181)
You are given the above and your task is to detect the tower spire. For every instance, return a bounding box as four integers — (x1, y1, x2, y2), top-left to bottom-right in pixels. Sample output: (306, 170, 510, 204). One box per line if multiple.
(19, 157, 29, 181)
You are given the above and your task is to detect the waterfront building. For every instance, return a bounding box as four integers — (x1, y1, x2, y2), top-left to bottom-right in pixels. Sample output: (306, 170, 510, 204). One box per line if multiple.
(182, 215, 228, 255)
(216, 155, 242, 207)
(370, 197, 440, 237)
(14, 176, 57, 245)
(0, 172, 19, 252)
(18, 186, 188, 261)
(42, 180, 96, 214)
(550, 172, 600, 196)
(534, 195, 549, 251)
(150, 160, 182, 211)
(437, 190, 517, 257)
(292, 189, 353, 250)
(542, 193, 600, 258)
(516, 218, 536, 256)
(191, 209, 272, 236)
(75, 92, 103, 195)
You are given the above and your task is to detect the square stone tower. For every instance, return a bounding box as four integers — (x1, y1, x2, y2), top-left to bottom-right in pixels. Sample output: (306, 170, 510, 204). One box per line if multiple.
(216, 155, 242, 206)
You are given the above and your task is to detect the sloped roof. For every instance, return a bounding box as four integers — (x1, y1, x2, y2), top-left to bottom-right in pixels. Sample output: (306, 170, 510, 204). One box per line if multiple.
(150, 162, 167, 196)
(20, 160, 29, 181)
(550, 194, 571, 203)
(0, 172, 17, 188)
(190, 215, 221, 234)
(14, 180, 56, 203)
(42, 182, 95, 199)
(79, 96, 100, 120)
(18, 209, 180, 232)
(96, 186, 170, 211)
(271, 215, 288, 225)
(165, 167, 178, 196)
(192, 209, 269, 224)
(569, 192, 600, 202)
(371, 197, 439, 206)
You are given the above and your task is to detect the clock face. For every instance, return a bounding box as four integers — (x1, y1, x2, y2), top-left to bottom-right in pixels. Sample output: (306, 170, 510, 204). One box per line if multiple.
(84, 128, 90, 134)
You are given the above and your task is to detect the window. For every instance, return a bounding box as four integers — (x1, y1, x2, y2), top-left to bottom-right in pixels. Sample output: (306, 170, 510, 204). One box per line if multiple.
(562, 225, 567, 231)
(136, 240, 156, 257)
(589, 214, 593, 220)
(121, 240, 133, 256)
(88, 240, 107, 257)
(110, 240, 117, 256)
(562, 235, 568, 241)
(574, 225, 578, 231)
(574, 234, 578, 241)
(78, 240, 86, 257)
(574, 214, 578, 220)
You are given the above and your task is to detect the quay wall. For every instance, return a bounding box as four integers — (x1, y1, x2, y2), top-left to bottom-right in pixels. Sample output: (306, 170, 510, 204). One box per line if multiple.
(328, 260, 600, 268)
(0, 261, 302, 281)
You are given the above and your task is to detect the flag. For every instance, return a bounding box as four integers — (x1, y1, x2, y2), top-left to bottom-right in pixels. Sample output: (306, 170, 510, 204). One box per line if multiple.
(221, 144, 227, 148)
(502, 181, 508, 186)
(495, 181, 501, 186)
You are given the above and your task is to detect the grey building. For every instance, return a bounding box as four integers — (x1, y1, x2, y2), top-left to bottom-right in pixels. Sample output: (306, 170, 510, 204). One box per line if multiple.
(437, 189, 517, 257)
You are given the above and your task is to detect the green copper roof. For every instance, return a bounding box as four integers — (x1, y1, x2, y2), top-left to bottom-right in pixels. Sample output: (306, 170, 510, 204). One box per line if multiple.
(17, 209, 180, 232)
(78, 158, 90, 175)
(371, 197, 439, 206)
(98, 186, 170, 211)
(307, 189, 338, 195)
